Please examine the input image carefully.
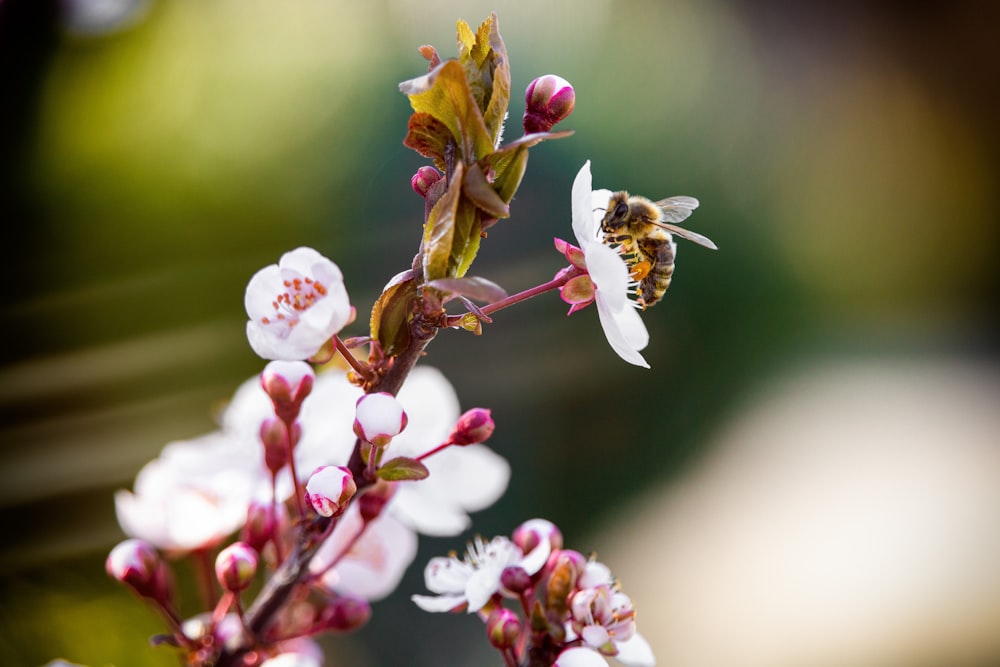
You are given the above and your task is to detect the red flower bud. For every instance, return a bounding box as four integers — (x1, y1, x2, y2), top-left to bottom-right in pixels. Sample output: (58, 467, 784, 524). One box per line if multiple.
(106, 539, 174, 608)
(486, 607, 523, 650)
(523, 74, 575, 134)
(305, 466, 357, 517)
(447, 408, 495, 446)
(411, 166, 442, 198)
(260, 360, 315, 423)
(215, 541, 259, 593)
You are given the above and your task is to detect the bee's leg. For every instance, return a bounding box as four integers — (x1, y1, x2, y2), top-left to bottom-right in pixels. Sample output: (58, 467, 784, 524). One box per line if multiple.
(630, 259, 652, 281)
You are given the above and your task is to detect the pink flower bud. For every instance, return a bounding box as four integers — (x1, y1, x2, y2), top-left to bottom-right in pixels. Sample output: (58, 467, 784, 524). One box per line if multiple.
(261, 360, 315, 423)
(106, 539, 173, 605)
(353, 392, 408, 447)
(411, 166, 442, 198)
(215, 541, 259, 593)
(486, 607, 522, 650)
(512, 518, 564, 555)
(305, 466, 357, 517)
(500, 565, 532, 596)
(357, 479, 397, 522)
(523, 74, 575, 134)
(260, 416, 290, 474)
(446, 407, 495, 446)
(242, 501, 278, 553)
(312, 595, 372, 633)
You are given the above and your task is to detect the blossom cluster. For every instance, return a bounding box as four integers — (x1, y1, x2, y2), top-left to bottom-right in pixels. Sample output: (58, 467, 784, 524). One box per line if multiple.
(104, 12, 713, 667)
(413, 519, 654, 667)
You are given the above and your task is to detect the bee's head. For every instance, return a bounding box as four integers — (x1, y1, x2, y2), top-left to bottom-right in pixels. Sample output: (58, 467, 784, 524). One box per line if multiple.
(599, 191, 631, 231)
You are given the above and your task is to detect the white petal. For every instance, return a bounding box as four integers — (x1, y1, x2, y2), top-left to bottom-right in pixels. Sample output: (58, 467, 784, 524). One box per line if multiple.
(422, 444, 511, 512)
(411, 593, 468, 613)
(390, 485, 472, 536)
(422, 555, 474, 594)
(585, 242, 631, 311)
(519, 536, 552, 576)
(555, 647, 610, 667)
(580, 561, 614, 588)
(571, 161, 597, 246)
(614, 632, 656, 667)
(325, 515, 417, 602)
(464, 566, 502, 612)
(591, 189, 613, 230)
(581, 624, 611, 648)
(595, 296, 650, 368)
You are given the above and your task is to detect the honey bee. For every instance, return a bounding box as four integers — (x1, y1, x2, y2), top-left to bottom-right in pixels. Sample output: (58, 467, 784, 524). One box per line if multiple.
(599, 191, 717, 309)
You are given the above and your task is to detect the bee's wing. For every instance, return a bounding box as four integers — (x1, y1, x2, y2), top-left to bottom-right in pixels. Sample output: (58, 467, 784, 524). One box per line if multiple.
(652, 221, 718, 250)
(654, 196, 699, 223)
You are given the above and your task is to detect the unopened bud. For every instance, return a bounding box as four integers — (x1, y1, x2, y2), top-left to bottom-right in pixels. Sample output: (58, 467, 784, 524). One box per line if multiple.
(312, 595, 372, 633)
(411, 166, 442, 198)
(486, 607, 523, 650)
(500, 565, 532, 596)
(546, 549, 587, 612)
(261, 360, 315, 423)
(446, 407, 495, 446)
(305, 466, 357, 517)
(512, 518, 563, 555)
(523, 74, 575, 134)
(358, 479, 397, 522)
(106, 539, 173, 606)
(215, 542, 259, 593)
(260, 417, 290, 474)
(353, 392, 408, 448)
(242, 501, 278, 553)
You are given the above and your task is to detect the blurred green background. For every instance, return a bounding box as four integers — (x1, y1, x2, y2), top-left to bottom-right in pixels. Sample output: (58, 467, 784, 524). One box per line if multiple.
(1, 1, 998, 665)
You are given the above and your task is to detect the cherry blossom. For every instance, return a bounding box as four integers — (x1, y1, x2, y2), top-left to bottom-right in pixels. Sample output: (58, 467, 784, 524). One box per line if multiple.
(559, 161, 650, 368)
(245, 247, 353, 361)
(114, 432, 271, 552)
(411, 534, 551, 614)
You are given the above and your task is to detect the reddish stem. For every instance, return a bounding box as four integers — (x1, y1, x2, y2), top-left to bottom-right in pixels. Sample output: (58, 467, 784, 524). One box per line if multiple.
(445, 265, 582, 326)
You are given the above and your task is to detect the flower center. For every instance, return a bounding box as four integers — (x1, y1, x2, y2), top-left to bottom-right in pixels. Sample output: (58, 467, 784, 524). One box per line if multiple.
(259, 275, 328, 329)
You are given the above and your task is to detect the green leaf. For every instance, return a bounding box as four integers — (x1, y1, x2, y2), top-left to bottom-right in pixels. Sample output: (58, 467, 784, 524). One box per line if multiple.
(482, 14, 510, 147)
(462, 161, 509, 218)
(455, 14, 510, 149)
(377, 457, 430, 482)
(426, 276, 507, 303)
(454, 311, 483, 335)
(400, 60, 494, 164)
(370, 271, 416, 357)
(449, 197, 481, 278)
(422, 162, 464, 280)
(482, 130, 574, 204)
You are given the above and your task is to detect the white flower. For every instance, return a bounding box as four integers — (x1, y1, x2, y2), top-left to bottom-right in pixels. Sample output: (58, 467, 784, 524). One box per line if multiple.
(411, 533, 551, 613)
(115, 432, 271, 552)
(569, 161, 650, 368)
(381, 366, 510, 536)
(310, 503, 417, 602)
(567, 560, 656, 667)
(245, 247, 352, 361)
(294, 366, 510, 537)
